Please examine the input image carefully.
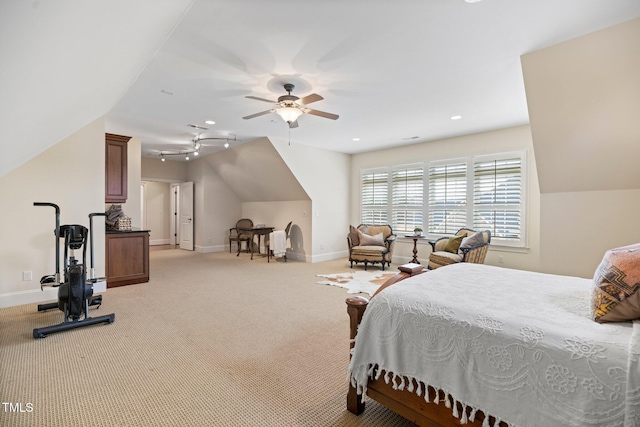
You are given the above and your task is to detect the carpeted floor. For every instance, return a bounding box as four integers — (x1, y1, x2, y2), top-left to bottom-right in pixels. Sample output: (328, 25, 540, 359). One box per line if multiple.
(0, 250, 416, 426)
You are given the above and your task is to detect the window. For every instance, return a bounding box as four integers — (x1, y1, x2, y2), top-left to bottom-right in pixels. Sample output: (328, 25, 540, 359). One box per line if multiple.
(473, 154, 523, 244)
(391, 166, 423, 234)
(361, 169, 388, 224)
(359, 149, 527, 249)
(427, 162, 467, 235)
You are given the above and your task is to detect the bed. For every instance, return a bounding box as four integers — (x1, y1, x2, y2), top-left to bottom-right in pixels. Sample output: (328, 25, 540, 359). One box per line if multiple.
(346, 262, 640, 427)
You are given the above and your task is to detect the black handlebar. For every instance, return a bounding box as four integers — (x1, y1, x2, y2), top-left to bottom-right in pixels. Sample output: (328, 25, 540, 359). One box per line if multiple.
(34, 202, 61, 277)
(88, 212, 107, 269)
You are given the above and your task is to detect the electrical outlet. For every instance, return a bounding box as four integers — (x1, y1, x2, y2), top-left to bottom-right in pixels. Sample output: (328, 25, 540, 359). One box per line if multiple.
(498, 255, 504, 264)
(23, 271, 33, 281)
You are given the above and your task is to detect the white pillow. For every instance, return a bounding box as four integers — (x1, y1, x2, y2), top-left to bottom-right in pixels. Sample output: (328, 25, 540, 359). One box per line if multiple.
(459, 231, 485, 253)
(357, 230, 385, 247)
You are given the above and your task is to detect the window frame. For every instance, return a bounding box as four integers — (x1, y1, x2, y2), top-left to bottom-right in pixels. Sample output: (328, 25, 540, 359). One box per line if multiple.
(359, 149, 528, 250)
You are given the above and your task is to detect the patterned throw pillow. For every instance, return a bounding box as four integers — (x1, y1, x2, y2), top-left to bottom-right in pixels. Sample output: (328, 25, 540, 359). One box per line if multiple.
(592, 243, 640, 323)
(357, 230, 385, 247)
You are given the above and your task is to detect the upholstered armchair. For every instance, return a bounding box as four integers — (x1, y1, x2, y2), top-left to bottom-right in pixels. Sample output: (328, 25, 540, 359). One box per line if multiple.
(229, 218, 253, 254)
(347, 224, 397, 271)
(427, 228, 491, 270)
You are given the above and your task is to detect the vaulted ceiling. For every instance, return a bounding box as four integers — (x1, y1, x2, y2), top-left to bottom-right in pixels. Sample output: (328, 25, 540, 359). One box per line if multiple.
(2, 0, 640, 177)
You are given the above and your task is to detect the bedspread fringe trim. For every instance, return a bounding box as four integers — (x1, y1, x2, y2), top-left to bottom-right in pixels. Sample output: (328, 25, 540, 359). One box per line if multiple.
(349, 364, 505, 427)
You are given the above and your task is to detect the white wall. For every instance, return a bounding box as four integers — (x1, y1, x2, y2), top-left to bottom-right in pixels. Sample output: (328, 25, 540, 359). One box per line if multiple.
(143, 181, 172, 244)
(523, 18, 640, 278)
(0, 118, 106, 307)
(350, 125, 541, 272)
(241, 201, 312, 261)
(270, 138, 351, 262)
(187, 158, 242, 252)
(141, 157, 188, 182)
(540, 190, 640, 278)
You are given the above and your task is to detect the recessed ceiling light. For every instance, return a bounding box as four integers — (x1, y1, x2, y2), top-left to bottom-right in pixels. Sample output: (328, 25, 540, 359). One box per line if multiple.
(465, 0, 482, 3)
(352, 138, 360, 141)
(205, 120, 215, 125)
(451, 115, 463, 120)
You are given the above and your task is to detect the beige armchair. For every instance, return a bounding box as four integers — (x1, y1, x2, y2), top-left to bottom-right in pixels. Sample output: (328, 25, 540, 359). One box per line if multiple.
(428, 228, 491, 270)
(347, 224, 397, 271)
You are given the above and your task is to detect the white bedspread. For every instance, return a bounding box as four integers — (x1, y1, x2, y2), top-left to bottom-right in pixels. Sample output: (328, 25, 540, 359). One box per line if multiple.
(348, 263, 640, 427)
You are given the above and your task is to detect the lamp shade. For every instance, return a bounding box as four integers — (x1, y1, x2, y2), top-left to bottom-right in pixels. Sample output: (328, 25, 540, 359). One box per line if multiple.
(276, 107, 303, 123)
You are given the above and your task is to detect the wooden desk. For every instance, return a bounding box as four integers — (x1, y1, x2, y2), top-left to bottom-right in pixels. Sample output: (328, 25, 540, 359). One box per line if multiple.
(250, 226, 274, 260)
(403, 235, 427, 264)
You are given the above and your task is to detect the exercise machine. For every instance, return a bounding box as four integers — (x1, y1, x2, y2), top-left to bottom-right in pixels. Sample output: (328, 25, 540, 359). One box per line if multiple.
(32, 202, 115, 339)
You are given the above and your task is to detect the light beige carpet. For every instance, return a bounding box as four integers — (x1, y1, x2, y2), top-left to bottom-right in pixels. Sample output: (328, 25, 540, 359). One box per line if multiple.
(0, 250, 415, 426)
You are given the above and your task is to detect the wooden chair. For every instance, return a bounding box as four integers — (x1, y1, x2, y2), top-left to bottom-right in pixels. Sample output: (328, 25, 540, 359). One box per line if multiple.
(229, 218, 253, 255)
(269, 221, 292, 262)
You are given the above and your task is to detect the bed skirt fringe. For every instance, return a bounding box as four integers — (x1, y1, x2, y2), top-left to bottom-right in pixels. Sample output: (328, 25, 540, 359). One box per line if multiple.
(349, 364, 507, 427)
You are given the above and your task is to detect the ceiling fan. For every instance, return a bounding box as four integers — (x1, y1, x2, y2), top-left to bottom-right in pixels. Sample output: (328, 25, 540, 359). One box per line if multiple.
(243, 83, 339, 128)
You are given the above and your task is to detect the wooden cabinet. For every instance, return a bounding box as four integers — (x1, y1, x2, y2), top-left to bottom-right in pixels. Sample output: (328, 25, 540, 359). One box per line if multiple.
(105, 230, 149, 288)
(105, 133, 130, 203)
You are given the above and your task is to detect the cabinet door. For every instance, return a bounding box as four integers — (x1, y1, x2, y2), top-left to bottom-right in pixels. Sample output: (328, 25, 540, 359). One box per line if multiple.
(105, 133, 130, 203)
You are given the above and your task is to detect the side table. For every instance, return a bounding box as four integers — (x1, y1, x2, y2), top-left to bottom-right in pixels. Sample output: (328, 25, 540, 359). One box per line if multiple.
(404, 235, 427, 264)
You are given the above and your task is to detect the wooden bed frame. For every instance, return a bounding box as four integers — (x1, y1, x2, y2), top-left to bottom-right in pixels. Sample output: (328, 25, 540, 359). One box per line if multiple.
(346, 263, 507, 427)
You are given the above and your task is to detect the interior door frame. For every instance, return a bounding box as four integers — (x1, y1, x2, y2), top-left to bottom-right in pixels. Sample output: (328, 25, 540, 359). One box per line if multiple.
(179, 181, 194, 251)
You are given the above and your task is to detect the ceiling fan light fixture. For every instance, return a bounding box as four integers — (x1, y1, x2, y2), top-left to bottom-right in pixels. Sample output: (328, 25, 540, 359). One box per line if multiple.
(276, 107, 303, 124)
(224, 142, 230, 149)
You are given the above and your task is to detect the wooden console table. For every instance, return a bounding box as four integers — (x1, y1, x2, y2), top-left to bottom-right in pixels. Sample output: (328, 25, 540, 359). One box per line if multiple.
(105, 229, 150, 287)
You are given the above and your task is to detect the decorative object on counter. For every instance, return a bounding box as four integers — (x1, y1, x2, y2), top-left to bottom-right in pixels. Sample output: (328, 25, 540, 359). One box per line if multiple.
(105, 204, 132, 231)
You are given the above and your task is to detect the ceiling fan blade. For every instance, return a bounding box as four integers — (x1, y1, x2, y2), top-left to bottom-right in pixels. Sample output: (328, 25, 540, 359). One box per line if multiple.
(298, 93, 323, 105)
(303, 108, 339, 120)
(246, 96, 277, 104)
(289, 120, 299, 129)
(243, 110, 274, 120)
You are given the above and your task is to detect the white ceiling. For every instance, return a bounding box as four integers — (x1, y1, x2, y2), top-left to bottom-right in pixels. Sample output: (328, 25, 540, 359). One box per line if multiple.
(3, 1, 640, 173)
(106, 0, 640, 159)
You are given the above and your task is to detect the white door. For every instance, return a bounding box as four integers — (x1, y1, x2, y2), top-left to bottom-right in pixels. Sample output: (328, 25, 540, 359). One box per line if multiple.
(179, 181, 194, 251)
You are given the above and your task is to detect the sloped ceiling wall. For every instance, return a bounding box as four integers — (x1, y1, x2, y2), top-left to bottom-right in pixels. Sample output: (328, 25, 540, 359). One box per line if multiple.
(522, 18, 640, 194)
(202, 137, 309, 202)
(0, 0, 193, 179)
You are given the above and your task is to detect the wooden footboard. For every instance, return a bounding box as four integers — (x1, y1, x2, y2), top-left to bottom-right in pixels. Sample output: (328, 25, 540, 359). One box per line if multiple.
(346, 263, 506, 427)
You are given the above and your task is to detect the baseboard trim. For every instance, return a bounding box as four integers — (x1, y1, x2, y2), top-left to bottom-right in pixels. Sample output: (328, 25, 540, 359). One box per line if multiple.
(150, 239, 170, 246)
(0, 281, 109, 309)
(195, 245, 228, 253)
(310, 250, 348, 263)
(0, 288, 58, 308)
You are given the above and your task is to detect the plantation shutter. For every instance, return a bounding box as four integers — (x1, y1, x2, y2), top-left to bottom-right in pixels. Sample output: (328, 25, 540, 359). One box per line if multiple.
(473, 157, 522, 241)
(391, 166, 423, 234)
(428, 163, 467, 235)
(361, 170, 389, 224)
